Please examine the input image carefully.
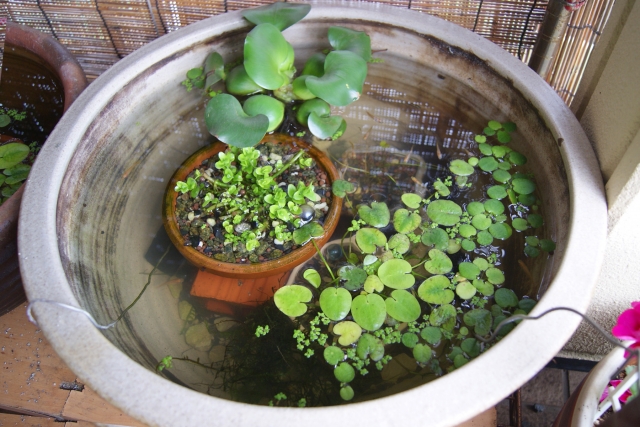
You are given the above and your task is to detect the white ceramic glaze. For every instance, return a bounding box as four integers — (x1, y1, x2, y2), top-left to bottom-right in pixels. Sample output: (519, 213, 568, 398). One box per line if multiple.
(19, 2, 606, 426)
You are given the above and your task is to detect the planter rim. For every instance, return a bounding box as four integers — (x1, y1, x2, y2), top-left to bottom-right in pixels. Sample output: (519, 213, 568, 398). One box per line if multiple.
(19, 2, 607, 427)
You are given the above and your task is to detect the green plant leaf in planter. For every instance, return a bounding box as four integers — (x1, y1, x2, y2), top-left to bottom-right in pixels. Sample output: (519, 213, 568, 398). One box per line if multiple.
(339, 266, 367, 291)
(205, 93, 269, 147)
(512, 218, 529, 231)
(291, 75, 317, 100)
(244, 23, 295, 90)
(3, 163, 30, 184)
(364, 274, 384, 293)
(478, 156, 499, 172)
(427, 200, 462, 226)
(385, 289, 421, 322)
(301, 52, 326, 77)
(429, 303, 457, 331)
(319, 287, 352, 321)
(471, 214, 491, 230)
(425, 249, 453, 274)
(393, 208, 421, 234)
(476, 230, 493, 246)
(418, 275, 454, 305)
(433, 179, 451, 197)
(540, 239, 556, 252)
(355, 227, 387, 253)
(324, 346, 345, 365)
(292, 221, 324, 245)
(458, 262, 481, 280)
(401, 193, 422, 209)
(461, 338, 481, 358)
(296, 98, 331, 127)
(358, 201, 390, 228)
(334, 361, 356, 383)
(305, 50, 367, 107)
(242, 2, 311, 31)
(274, 284, 312, 317)
(466, 201, 485, 216)
(356, 333, 385, 361)
(463, 308, 492, 336)
(528, 213, 544, 228)
(487, 185, 508, 200)
(494, 288, 519, 308)
(388, 233, 410, 254)
(333, 321, 362, 345)
(303, 268, 321, 288)
(519, 298, 537, 313)
(204, 51, 226, 91)
(449, 159, 475, 176)
(378, 258, 415, 290)
(456, 281, 477, 299)
(351, 293, 386, 331)
(421, 326, 442, 345)
(485, 267, 505, 285)
(0, 143, 30, 169)
(421, 227, 449, 251)
(488, 222, 513, 240)
(512, 178, 536, 195)
(413, 343, 432, 364)
(402, 332, 419, 348)
(225, 65, 264, 95)
(473, 279, 494, 296)
(484, 199, 505, 215)
(243, 95, 285, 132)
(0, 114, 11, 127)
(328, 26, 372, 61)
(332, 179, 355, 197)
(308, 112, 346, 140)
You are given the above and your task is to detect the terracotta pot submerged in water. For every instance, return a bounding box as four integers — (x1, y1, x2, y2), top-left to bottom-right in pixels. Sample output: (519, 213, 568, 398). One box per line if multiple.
(19, 4, 606, 427)
(0, 22, 87, 316)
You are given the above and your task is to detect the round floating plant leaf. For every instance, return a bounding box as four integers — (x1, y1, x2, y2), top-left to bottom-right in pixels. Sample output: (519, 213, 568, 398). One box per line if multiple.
(413, 343, 432, 364)
(351, 293, 386, 331)
(540, 239, 556, 252)
(358, 201, 390, 228)
(324, 346, 344, 365)
(333, 321, 362, 346)
(478, 143, 493, 156)
(487, 185, 508, 200)
(292, 221, 324, 245)
(421, 326, 442, 345)
(296, 98, 331, 127)
(427, 200, 462, 226)
(339, 266, 367, 291)
(356, 333, 385, 361)
(433, 179, 451, 196)
(402, 332, 419, 348)
(497, 130, 512, 144)
(241, 2, 311, 31)
(244, 23, 295, 90)
(425, 249, 453, 275)
(466, 201, 485, 216)
(528, 214, 544, 228)
(429, 304, 457, 331)
(478, 156, 499, 172)
(319, 287, 352, 321)
(418, 275, 454, 305)
(492, 145, 508, 158)
(525, 245, 540, 257)
(526, 236, 540, 247)
(512, 218, 529, 231)
(327, 26, 372, 61)
(421, 227, 449, 251)
(334, 362, 356, 383)
(308, 112, 346, 140)
(225, 65, 264, 95)
(461, 338, 481, 358)
(471, 214, 491, 230)
(305, 50, 367, 107)
(0, 143, 30, 169)
(274, 285, 312, 317)
(488, 120, 502, 130)
(493, 169, 512, 183)
(243, 95, 284, 132)
(495, 288, 519, 308)
(463, 308, 492, 336)
(388, 233, 410, 254)
(449, 159, 475, 176)
(205, 93, 269, 148)
(459, 262, 481, 280)
(484, 199, 505, 215)
(489, 222, 512, 240)
(519, 298, 537, 313)
(508, 151, 527, 166)
(485, 267, 505, 285)
(364, 275, 384, 293)
(473, 258, 490, 271)
(355, 227, 387, 254)
(473, 279, 494, 296)
(475, 134, 487, 143)
(332, 179, 355, 197)
(393, 208, 421, 234)
(476, 230, 493, 246)
(401, 193, 422, 209)
(0, 114, 11, 127)
(378, 258, 415, 290)
(340, 385, 354, 401)
(456, 281, 477, 300)
(291, 75, 316, 100)
(484, 127, 496, 136)
(385, 290, 421, 322)
(503, 122, 517, 132)
(303, 268, 321, 288)
(459, 224, 477, 238)
(461, 239, 476, 251)
(512, 178, 536, 195)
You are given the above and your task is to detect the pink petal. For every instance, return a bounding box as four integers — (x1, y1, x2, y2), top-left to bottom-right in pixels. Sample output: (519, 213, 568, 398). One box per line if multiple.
(612, 303, 640, 341)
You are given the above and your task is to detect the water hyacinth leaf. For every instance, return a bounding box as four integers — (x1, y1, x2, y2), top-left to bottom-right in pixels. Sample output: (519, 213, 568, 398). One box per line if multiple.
(461, 239, 476, 251)
(493, 169, 512, 183)
(205, 94, 269, 147)
(274, 285, 312, 317)
(334, 361, 356, 383)
(306, 50, 367, 107)
(540, 239, 556, 252)
(303, 268, 321, 288)
(204, 51, 225, 89)
(463, 308, 492, 336)
(456, 281, 477, 299)
(324, 346, 344, 365)
(421, 227, 449, 251)
(508, 151, 527, 166)
(512, 178, 536, 195)
(473, 279, 494, 296)
(358, 201, 390, 228)
(351, 294, 386, 331)
(332, 179, 355, 197)
(519, 298, 537, 313)
(528, 214, 544, 228)
(421, 326, 442, 345)
(429, 303, 457, 331)
(476, 230, 493, 246)
(478, 156, 499, 172)
(459, 262, 481, 280)
(449, 159, 475, 176)
(433, 179, 450, 196)
(0, 143, 30, 169)
(244, 23, 295, 90)
(296, 98, 331, 127)
(524, 245, 540, 257)
(471, 214, 491, 230)
(388, 233, 410, 254)
(291, 75, 316, 100)
(340, 386, 354, 401)
(459, 224, 477, 238)
(243, 95, 285, 132)
(413, 343, 432, 364)
(355, 227, 387, 253)
(364, 274, 384, 293)
(401, 193, 422, 209)
(402, 332, 419, 348)
(378, 258, 415, 290)
(319, 287, 352, 320)
(356, 333, 385, 361)
(301, 52, 326, 77)
(225, 65, 264, 95)
(333, 321, 362, 346)
(466, 201, 485, 216)
(512, 218, 529, 231)
(461, 338, 481, 358)
(418, 275, 454, 305)
(485, 267, 505, 285)
(427, 200, 462, 226)
(484, 199, 505, 215)
(393, 208, 421, 234)
(489, 222, 512, 240)
(340, 266, 367, 291)
(293, 221, 324, 245)
(308, 112, 346, 140)
(187, 67, 202, 79)
(487, 185, 508, 200)
(241, 2, 311, 31)
(495, 288, 519, 308)
(425, 249, 453, 275)
(478, 143, 493, 156)
(327, 26, 372, 62)
(385, 290, 421, 322)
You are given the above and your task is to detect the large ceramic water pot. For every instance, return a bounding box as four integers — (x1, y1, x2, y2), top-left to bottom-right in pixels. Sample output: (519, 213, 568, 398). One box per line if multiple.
(19, 3, 606, 427)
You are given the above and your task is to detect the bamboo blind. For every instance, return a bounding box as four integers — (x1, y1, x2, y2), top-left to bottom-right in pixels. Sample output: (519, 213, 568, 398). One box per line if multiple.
(1, 0, 614, 106)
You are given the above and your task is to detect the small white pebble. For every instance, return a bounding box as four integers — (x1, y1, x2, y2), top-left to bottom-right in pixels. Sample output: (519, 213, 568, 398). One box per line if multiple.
(307, 201, 315, 208)
(269, 153, 282, 161)
(278, 182, 286, 187)
(315, 202, 327, 210)
(272, 220, 280, 227)
(274, 238, 284, 245)
(206, 218, 216, 227)
(187, 212, 195, 221)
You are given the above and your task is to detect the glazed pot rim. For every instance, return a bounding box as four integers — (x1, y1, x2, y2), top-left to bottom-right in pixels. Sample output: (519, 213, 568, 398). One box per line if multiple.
(18, 2, 607, 427)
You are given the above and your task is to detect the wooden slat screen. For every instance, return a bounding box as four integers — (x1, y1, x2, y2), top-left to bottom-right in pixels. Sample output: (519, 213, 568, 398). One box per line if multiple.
(2, 0, 615, 106)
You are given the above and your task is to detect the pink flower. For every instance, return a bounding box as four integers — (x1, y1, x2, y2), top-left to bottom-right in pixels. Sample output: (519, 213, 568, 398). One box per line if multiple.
(599, 380, 634, 403)
(612, 302, 640, 342)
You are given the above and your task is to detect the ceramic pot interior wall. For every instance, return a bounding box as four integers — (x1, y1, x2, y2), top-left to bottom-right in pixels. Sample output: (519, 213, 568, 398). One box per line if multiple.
(55, 18, 568, 395)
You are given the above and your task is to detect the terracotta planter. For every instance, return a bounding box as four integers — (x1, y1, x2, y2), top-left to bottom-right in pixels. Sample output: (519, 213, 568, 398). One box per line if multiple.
(162, 133, 341, 280)
(0, 22, 87, 316)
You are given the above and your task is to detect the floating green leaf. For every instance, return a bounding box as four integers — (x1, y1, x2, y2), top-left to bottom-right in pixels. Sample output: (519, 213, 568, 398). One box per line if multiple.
(204, 51, 226, 90)
(421, 227, 449, 251)
(492, 145, 508, 158)
(461, 239, 476, 251)
(334, 362, 356, 382)
(484, 199, 505, 215)
(225, 65, 264, 95)
(463, 308, 492, 336)
(324, 346, 345, 365)
(378, 258, 415, 290)
(243, 95, 284, 132)
(356, 333, 385, 361)
(308, 112, 346, 140)
(0, 114, 11, 127)
(478, 143, 493, 156)
(358, 201, 390, 228)
(205, 93, 268, 148)
(327, 26, 372, 61)
(459, 262, 481, 280)
(459, 224, 477, 238)
(473, 279, 494, 296)
(244, 23, 295, 90)
(489, 222, 512, 240)
(292, 221, 324, 245)
(433, 179, 451, 196)
(421, 326, 442, 345)
(333, 321, 362, 345)
(427, 200, 462, 226)
(449, 159, 475, 176)
(332, 179, 355, 197)
(0, 143, 30, 169)
(494, 288, 518, 308)
(471, 214, 491, 230)
(456, 281, 477, 300)
(429, 304, 457, 331)
(401, 193, 422, 209)
(413, 343, 432, 363)
(519, 298, 537, 313)
(512, 178, 536, 195)
(487, 185, 507, 200)
(540, 239, 556, 252)
(478, 156, 499, 172)
(476, 230, 493, 246)
(303, 268, 321, 288)
(351, 294, 386, 331)
(242, 2, 311, 31)
(388, 233, 410, 254)
(339, 266, 367, 291)
(385, 290, 421, 322)
(525, 245, 540, 257)
(393, 208, 421, 234)
(418, 275, 454, 305)
(296, 98, 331, 127)
(306, 50, 367, 107)
(466, 201, 485, 216)
(485, 267, 505, 285)
(508, 151, 527, 166)
(340, 386, 354, 401)
(355, 227, 387, 253)
(274, 285, 312, 317)
(402, 332, 419, 348)
(473, 258, 490, 271)
(364, 275, 384, 293)
(319, 287, 352, 320)
(493, 169, 512, 183)
(512, 218, 528, 231)
(461, 338, 481, 358)
(425, 249, 453, 274)
(497, 130, 512, 143)
(488, 120, 502, 130)
(528, 214, 544, 228)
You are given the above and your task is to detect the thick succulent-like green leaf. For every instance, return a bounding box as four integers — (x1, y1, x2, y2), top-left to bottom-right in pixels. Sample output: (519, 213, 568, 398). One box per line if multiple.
(301, 52, 326, 77)
(296, 98, 331, 127)
(204, 94, 268, 148)
(225, 65, 264, 96)
(308, 112, 346, 140)
(327, 26, 372, 61)
(305, 50, 367, 107)
(204, 51, 226, 90)
(242, 2, 311, 31)
(242, 95, 284, 132)
(244, 23, 295, 90)
(291, 75, 316, 100)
